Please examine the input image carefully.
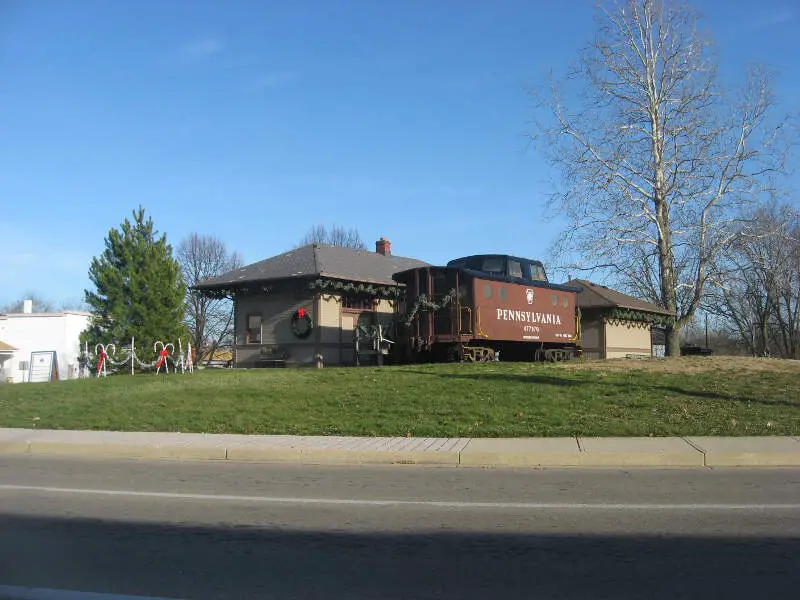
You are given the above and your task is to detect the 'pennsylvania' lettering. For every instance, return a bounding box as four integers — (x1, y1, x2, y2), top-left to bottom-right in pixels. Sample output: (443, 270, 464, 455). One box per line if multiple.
(496, 308, 562, 325)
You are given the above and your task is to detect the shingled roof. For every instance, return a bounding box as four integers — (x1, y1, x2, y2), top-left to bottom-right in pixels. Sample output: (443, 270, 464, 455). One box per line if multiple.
(570, 279, 675, 316)
(195, 243, 429, 290)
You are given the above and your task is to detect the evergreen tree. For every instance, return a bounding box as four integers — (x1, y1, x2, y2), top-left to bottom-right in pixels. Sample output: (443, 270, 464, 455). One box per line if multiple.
(82, 207, 186, 361)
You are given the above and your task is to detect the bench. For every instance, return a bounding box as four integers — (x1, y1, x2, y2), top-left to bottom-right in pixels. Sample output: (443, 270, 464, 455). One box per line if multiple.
(256, 347, 288, 368)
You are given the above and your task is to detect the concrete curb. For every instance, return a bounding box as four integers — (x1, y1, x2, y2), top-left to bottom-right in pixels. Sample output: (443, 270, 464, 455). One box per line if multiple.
(686, 436, 800, 467)
(577, 437, 705, 467)
(459, 437, 582, 467)
(1, 428, 799, 468)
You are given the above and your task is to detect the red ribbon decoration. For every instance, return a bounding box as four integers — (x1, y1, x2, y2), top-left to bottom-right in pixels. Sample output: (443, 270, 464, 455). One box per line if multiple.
(96, 351, 107, 374)
(297, 308, 306, 318)
(155, 349, 169, 369)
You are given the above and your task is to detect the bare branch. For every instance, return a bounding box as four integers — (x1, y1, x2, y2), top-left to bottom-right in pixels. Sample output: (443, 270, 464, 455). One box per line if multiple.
(297, 224, 367, 250)
(177, 233, 243, 360)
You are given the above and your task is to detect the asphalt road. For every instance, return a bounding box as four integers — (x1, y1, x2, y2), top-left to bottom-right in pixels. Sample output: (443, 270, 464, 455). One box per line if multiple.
(1, 455, 799, 599)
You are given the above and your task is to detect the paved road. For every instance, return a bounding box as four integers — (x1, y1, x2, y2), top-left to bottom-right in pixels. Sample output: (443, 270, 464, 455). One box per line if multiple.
(1, 455, 799, 599)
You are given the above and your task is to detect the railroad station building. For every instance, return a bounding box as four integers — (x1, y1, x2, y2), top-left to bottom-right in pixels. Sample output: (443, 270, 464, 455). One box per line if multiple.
(569, 280, 675, 359)
(194, 239, 427, 368)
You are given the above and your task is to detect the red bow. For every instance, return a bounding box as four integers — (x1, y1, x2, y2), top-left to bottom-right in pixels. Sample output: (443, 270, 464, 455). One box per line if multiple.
(96, 351, 107, 374)
(297, 308, 306, 318)
(155, 349, 169, 369)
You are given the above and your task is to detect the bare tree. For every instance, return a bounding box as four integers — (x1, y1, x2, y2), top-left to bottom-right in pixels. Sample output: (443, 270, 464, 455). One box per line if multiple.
(705, 203, 800, 358)
(297, 224, 367, 250)
(177, 234, 243, 363)
(529, 0, 790, 355)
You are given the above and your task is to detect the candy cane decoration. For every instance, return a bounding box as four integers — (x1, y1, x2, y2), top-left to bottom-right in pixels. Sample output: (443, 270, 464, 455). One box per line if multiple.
(95, 343, 116, 377)
(81, 342, 91, 378)
(153, 341, 175, 375)
(186, 342, 194, 374)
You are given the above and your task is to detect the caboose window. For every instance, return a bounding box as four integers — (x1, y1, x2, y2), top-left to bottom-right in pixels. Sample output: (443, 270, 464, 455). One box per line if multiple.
(481, 257, 504, 274)
(530, 263, 547, 282)
(508, 260, 523, 279)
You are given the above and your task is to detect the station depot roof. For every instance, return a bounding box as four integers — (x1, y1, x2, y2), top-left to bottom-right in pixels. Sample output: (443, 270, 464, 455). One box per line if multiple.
(194, 243, 429, 291)
(569, 279, 675, 316)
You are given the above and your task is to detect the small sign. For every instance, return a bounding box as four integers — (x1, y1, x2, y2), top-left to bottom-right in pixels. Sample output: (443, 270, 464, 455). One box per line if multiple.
(29, 351, 59, 383)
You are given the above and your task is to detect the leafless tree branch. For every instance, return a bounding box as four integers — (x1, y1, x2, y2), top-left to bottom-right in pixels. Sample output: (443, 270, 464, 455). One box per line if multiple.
(297, 224, 367, 250)
(177, 233, 243, 364)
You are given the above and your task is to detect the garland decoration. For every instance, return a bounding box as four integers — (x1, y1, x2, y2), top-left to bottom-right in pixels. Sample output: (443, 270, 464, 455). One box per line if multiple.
(308, 278, 402, 299)
(605, 308, 675, 328)
(291, 308, 313, 338)
(400, 288, 457, 327)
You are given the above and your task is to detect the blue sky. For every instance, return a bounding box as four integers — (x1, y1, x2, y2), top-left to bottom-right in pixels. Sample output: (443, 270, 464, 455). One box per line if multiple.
(1, 0, 797, 306)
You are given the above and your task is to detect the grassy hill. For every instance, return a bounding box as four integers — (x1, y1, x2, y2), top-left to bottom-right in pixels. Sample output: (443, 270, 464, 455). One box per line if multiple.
(0, 357, 797, 437)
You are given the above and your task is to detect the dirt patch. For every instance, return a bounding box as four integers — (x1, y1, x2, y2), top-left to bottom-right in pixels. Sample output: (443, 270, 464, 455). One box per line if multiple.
(560, 356, 800, 374)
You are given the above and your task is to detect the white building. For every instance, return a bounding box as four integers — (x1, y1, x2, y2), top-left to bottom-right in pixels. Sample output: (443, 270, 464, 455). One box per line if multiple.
(0, 300, 90, 383)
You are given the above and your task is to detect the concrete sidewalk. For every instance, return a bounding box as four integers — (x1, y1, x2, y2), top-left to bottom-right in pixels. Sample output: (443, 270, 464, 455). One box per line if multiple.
(1, 428, 799, 467)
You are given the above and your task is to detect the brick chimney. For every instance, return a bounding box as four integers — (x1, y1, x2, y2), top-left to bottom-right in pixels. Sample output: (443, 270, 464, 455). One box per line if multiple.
(375, 237, 391, 256)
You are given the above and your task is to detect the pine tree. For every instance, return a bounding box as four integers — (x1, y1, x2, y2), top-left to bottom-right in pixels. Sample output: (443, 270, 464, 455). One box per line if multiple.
(82, 207, 187, 361)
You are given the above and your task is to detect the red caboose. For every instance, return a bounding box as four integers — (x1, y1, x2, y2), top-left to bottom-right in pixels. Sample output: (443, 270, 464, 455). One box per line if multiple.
(391, 255, 580, 363)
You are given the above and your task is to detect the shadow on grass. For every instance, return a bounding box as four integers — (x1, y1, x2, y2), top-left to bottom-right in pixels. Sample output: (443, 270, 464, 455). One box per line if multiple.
(404, 369, 800, 408)
(1, 512, 798, 599)
(650, 385, 800, 408)
(402, 370, 585, 387)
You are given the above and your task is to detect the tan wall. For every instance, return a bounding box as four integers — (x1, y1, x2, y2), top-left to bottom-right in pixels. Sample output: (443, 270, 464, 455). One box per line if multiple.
(604, 320, 652, 358)
(319, 295, 342, 365)
(374, 298, 396, 331)
(375, 298, 394, 314)
(319, 295, 341, 342)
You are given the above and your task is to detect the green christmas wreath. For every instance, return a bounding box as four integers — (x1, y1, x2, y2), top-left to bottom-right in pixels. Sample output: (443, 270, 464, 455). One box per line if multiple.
(291, 308, 313, 339)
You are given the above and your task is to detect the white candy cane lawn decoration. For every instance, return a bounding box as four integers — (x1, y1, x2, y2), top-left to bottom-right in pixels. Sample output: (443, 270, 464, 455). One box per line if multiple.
(178, 339, 185, 374)
(153, 341, 174, 375)
(79, 342, 91, 378)
(177, 339, 194, 374)
(95, 343, 116, 377)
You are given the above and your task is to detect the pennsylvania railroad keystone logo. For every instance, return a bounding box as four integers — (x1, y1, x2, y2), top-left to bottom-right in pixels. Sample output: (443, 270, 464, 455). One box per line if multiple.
(525, 288, 535, 304)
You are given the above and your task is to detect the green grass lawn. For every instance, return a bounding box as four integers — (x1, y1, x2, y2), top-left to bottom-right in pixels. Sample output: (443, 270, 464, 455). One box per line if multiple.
(0, 357, 798, 437)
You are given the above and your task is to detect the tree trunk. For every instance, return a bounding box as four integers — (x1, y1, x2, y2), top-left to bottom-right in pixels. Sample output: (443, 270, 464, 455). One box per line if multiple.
(652, 107, 680, 357)
(665, 325, 681, 357)
(656, 204, 680, 356)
